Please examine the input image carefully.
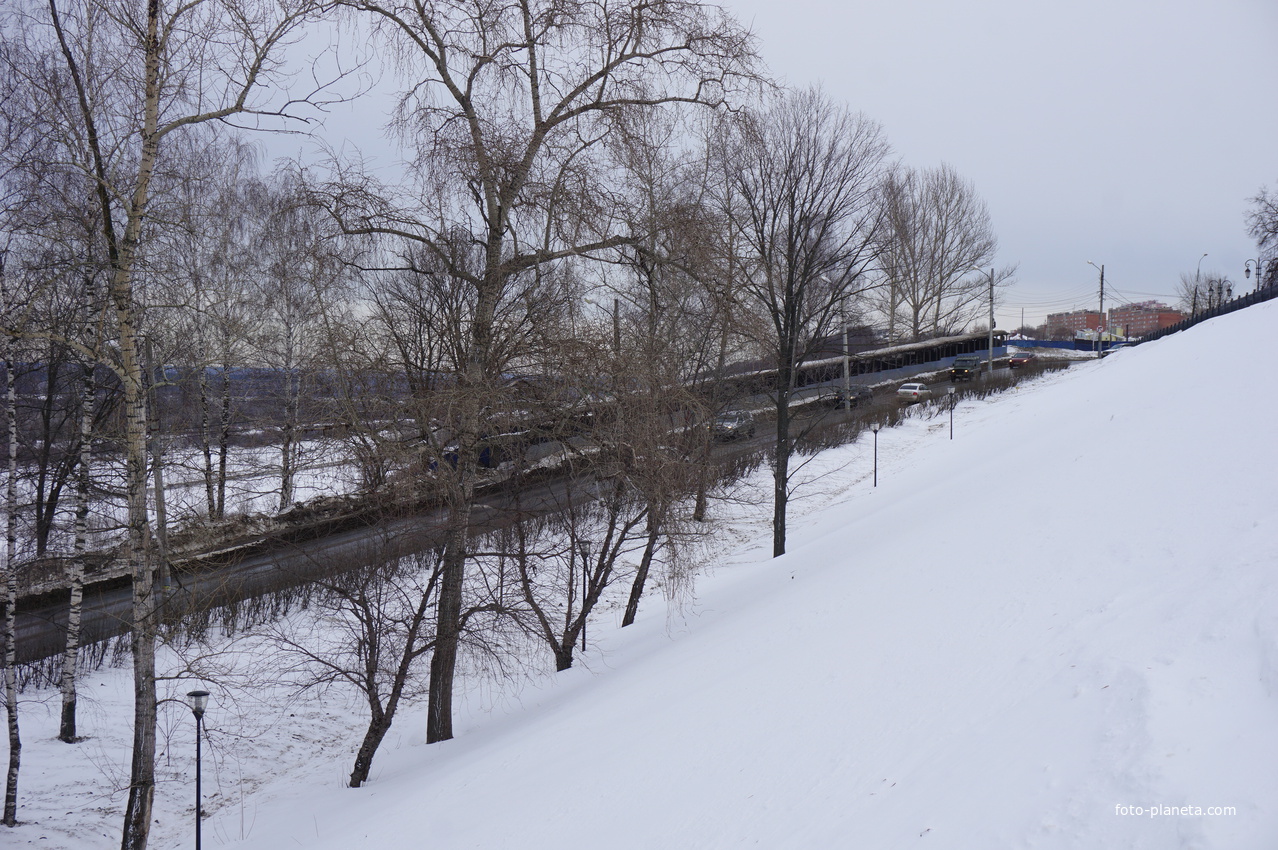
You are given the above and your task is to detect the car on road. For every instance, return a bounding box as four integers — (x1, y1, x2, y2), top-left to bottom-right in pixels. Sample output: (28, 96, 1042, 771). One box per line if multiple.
(1008, 351, 1036, 367)
(949, 354, 982, 382)
(821, 385, 874, 409)
(896, 382, 932, 403)
(711, 410, 756, 440)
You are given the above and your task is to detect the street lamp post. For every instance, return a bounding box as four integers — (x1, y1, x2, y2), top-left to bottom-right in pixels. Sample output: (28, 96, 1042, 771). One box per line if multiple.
(870, 425, 880, 487)
(580, 536, 587, 649)
(582, 297, 621, 353)
(948, 386, 955, 439)
(1245, 259, 1264, 292)
(186, 690, 210, 850)
(1192, 253, 1208, 317)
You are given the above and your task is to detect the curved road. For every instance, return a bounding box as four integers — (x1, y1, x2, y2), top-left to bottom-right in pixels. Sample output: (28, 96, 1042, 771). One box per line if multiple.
(15, 357, 1060, 664)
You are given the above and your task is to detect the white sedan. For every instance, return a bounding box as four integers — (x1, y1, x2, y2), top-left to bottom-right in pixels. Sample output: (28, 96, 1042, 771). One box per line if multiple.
(896, 382, 932, 403)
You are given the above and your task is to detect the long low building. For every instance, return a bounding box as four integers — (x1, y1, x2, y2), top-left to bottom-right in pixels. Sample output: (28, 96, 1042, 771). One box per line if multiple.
(715, 330, 1008, 397)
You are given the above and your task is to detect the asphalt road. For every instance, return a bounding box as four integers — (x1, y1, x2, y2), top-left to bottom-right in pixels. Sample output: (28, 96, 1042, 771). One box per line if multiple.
(14, 356, 1064, 665)
(13, 470, 594, 665)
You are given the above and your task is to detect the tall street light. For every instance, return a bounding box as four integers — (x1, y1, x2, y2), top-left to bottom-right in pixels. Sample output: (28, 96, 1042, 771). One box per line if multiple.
(186, 690, 210, 850)
(583, 297, 621, 353)
(1192, 252, 1208, 316)
(1087, 260, 1105, 354)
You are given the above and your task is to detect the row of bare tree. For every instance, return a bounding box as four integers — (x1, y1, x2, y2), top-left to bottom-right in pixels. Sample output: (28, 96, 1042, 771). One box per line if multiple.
(0, 0, 1009, 845)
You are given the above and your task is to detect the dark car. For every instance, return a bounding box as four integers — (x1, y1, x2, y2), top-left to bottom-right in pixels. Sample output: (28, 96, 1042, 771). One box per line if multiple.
(711, 410, 756, 441)
(1008, 351, 1036, 367)
(822, 385, 874, 409)
(949, 355, 982, 382)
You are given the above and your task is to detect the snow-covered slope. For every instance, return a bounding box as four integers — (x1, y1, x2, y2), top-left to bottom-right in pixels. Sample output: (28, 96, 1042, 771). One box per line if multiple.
(12, 300, 1278, 848)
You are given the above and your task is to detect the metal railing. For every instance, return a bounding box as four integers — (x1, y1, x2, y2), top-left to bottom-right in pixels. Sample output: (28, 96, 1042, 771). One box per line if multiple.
(1136, 280, 1277, 345)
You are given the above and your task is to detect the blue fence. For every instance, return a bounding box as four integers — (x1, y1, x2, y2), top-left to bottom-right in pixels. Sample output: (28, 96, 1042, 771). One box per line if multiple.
(1006, 340, 1075, 350)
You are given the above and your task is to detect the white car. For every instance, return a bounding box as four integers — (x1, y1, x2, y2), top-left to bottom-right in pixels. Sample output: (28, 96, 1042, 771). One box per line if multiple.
(896, 382, 932, 403)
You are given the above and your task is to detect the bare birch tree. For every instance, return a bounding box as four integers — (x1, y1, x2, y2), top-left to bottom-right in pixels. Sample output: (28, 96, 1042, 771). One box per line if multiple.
(3, 0, 336, 843)
(1, 36, 39, 821)
(0, 31, 123, 753)
(1, 253, 20, 826)
(253, 170, 337, 511)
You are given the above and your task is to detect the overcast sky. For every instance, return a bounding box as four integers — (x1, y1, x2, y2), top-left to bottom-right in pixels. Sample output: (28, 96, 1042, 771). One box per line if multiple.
(288, 0, 1277, 330)
(722, 0, 1278, 327)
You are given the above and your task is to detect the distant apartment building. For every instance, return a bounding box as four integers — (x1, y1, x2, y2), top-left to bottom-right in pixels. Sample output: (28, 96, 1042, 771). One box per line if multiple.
(1045, 309, 1104, 339)
(1107, 301, 1183, 338)
(1047, 302, 1184, 340)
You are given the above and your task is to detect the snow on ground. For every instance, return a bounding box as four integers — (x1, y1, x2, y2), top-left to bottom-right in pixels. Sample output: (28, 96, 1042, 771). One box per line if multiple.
(22, 438, 360, 560)
(151, 439, 362, 518)
(7, 300, 1278, 848)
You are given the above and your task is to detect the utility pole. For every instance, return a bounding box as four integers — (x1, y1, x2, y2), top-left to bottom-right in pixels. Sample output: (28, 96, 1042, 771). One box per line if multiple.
(841, 318, 851, 412)
(612, 297, 620, 354)
(987, 267, 995, 376)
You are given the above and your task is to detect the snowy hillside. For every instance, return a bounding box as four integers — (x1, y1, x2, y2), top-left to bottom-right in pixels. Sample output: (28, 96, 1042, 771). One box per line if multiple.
(11, 299, 1278, 849)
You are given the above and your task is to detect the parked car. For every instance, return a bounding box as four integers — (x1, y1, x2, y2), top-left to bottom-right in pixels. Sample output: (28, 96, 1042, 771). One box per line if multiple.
(821, 385, 874, 409)
(711, 410, 756, 440)
(896, 382, 932, 403)
(1008, 351, 1036, 367)
(949, 354, 982, 382)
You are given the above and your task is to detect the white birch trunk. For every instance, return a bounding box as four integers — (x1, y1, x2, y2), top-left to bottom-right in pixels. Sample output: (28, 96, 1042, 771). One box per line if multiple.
(3, 291, 21, 826)
(59, 359, 94, 742)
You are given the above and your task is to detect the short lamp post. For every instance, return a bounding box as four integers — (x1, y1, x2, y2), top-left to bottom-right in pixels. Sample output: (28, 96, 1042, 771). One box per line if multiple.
(186, 690, 210, 850)
(948, 386, 956, 440)
(870, 425, 880, 487)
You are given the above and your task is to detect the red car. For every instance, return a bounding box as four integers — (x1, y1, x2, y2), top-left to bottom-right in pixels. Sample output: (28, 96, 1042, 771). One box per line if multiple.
(1008, 351, 1036, 367)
